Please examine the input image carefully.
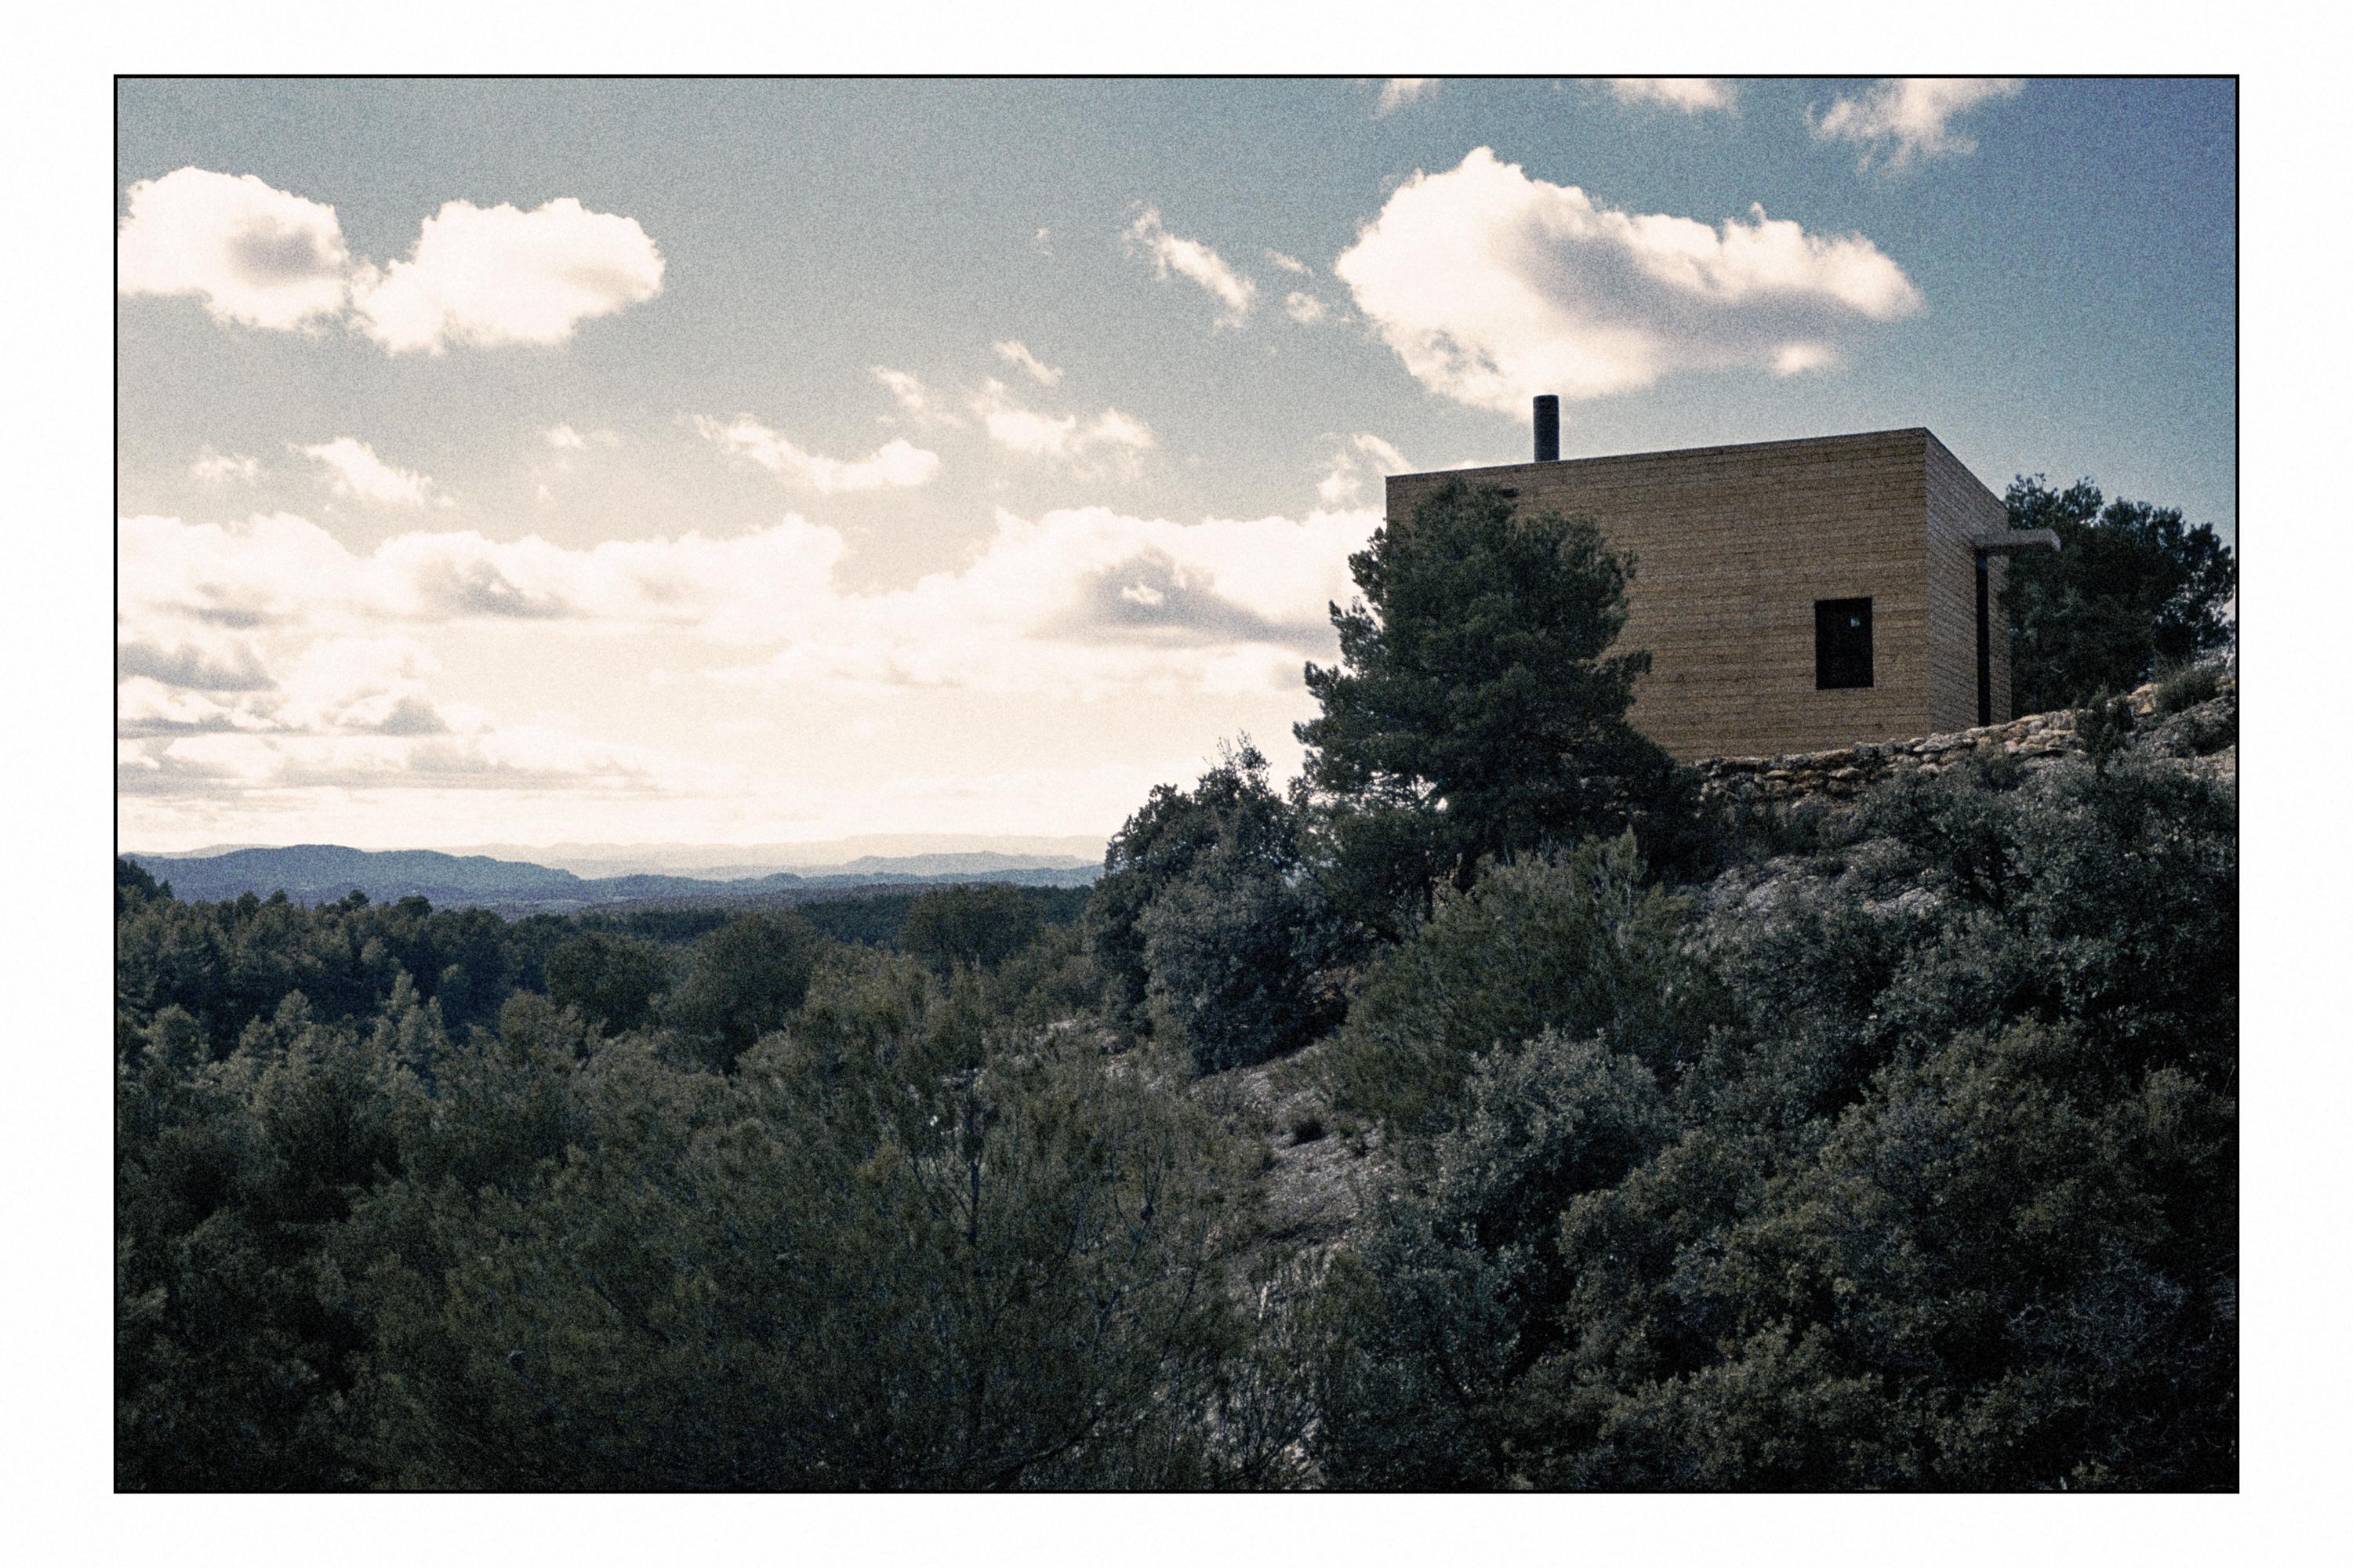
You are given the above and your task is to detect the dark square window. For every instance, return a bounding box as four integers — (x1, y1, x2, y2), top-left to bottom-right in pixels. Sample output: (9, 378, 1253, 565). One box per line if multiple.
(1815, 597, 1873, 690)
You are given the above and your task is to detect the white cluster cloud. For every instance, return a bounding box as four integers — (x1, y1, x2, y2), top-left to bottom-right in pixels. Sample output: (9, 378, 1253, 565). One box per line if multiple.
(1332, 147, 1923, 412)
(991, 339, 1063, 387)
(1283, 292, 1329, 326)
(695, 415, 940, 493)
(299, 437, 439, 507)
(545, 423, 623, 451)
(970, 380, 1153, 466)
(1267, 250, 1309, 275)
(872, 366, 960, 426)
(191, 448, 260, 484)
(1375, 79, 1437, 114)
(117, 168, 354, 330)
(1605, 78, 1738, 114)
(118, 168, 665, 353)
(1125, 208, 1257, 325)
(1813, 78, 2025, 170)
(352, 197, 665, 352)
(1316, 433, 1412, 507)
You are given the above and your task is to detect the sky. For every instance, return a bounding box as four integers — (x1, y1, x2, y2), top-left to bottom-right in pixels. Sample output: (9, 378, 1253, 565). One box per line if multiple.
(114, 76, 2238, 853)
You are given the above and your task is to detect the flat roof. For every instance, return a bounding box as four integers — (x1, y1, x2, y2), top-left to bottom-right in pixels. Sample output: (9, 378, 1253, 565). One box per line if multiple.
(1383, 426, 1939, 484)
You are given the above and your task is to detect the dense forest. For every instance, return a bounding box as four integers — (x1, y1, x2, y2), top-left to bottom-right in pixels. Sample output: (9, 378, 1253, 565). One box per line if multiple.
(115, 481, 2236, 1490)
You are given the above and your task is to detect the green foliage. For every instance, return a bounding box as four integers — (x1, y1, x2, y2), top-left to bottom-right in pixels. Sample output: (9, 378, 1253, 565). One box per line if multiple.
(113, 704, 2234, 1489)
(1316, 833, 1716, 1137)
(1313, 1031, 1672, 1486)
(659, 911, 823, 1071)
(1092, 742, 1338, 1073)
(1295, 480, 1680, 931)
(362, 956, 1272, 1487)
(115, 873, 1313, 1489)
(543, 930, 674, 1033)
(1309, 753, 2236, 1489)
(2076, 690, 2137, 774)
(2003, 475, 2237, 713)
(901, 883, 1045, 974)
(2152, 660, 2223, 715)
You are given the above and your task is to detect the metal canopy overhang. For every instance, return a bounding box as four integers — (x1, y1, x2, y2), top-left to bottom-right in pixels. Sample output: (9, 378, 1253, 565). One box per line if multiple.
(1970, 528, 2062, 557)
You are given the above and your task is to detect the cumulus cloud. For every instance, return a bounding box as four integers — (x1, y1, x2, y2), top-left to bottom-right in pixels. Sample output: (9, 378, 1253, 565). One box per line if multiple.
(116, 488, 1396, 847)
(544, 424, 586, 450)
(1813, 78, 2025, 170)
(696, 415, 940, 493)
(729, 504, 1376, 697)
(1316, 433, 1413, 506)
(1605, 78, 1738, 113)
(1041, 548, 1332, 650)
(1267, 250, 1309, 274)
(1125, 208, 1257, 325)
(1332, 147, 1923, 412)
(118, 168, 354, 329)
(969, 381, 1154, 466)
(1283, 291, 1329, 325)
(872, 366, 964, 427)
(118, 168, 663, 351)
(992, 339, 1063, 386)
(191, 449, 260, 484)
(118, 637, 274, 692)
(121, 493, 1374, 713)
(299, 437, 438, 506)
(350, 197, 665, 353)
(1376, 79, 1437, 114)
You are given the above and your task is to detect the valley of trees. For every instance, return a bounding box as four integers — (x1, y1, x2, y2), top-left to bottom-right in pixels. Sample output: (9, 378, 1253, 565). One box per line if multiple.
(116, 481, 2236, 1490)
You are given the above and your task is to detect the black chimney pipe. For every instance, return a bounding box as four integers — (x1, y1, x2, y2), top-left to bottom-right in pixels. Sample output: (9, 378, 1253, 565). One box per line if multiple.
(1533, 394, 1560, 463)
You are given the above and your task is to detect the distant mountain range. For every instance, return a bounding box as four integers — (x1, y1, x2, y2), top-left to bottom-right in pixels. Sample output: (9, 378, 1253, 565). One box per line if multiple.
(123, 843, 1101, 916)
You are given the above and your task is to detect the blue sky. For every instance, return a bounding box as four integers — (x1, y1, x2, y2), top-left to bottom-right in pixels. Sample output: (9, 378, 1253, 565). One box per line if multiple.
(114, 77, 2237, 851)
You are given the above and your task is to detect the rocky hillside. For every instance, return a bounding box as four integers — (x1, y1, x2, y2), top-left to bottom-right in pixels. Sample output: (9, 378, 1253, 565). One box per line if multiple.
(1207, 673, 2239, 1272)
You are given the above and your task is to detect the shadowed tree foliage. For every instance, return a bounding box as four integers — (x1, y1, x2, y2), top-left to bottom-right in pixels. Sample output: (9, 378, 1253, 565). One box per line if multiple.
(1295, 479, 1680, 936)
(1309, 752, 2236, 1490)
(660, 910, 823, 1072)
(543, 930, 674, 1034)
(2003, 475, 2237, 713)
(900, 883, 1045, 975)
(1091, 742, 1339, 1072)
(111, 638, 2235, 1490)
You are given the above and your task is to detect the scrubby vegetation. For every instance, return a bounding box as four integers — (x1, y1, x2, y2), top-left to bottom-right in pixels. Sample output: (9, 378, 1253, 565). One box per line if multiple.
(116, 482, 2235, 1490)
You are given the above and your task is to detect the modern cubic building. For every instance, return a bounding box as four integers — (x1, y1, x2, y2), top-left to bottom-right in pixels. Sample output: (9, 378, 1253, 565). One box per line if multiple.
(1382, 405, 2058, 760)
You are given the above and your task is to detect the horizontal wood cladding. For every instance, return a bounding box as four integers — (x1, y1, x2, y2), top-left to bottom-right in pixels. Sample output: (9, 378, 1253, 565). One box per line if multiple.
(1923, 432, 2013, 730)
(1385, 430, 1944, 760)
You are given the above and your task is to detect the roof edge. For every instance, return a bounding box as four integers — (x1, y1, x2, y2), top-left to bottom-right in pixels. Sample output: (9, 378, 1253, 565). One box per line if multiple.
(1382, 426, 1936, 483)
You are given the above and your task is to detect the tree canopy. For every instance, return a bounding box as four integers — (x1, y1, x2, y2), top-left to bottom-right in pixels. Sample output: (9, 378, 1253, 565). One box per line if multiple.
(1295, 479, 1679, 931)
(2003, 475, 2237, 713)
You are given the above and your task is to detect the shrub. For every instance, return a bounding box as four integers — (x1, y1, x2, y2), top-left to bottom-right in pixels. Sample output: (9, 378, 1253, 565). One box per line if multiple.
(2152, 660, 2223, 715)
(1314, 833, 1717, 1136)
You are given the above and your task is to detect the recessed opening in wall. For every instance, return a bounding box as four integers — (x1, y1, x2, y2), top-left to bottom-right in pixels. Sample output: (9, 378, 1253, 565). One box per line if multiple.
(1815, 597, 1873, 690)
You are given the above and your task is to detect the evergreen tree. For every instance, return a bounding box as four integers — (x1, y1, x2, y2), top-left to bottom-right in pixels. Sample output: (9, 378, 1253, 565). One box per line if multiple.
(1295, 479, 1677, 933)
(2003, 475, 2236, 713)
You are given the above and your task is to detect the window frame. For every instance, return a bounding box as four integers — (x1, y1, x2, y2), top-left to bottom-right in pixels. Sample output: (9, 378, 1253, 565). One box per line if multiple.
(1814, 596, 1875, 691)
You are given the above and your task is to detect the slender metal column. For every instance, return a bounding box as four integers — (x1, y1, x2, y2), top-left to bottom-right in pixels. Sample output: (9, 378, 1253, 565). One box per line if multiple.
(1975, 551, 1992, 726)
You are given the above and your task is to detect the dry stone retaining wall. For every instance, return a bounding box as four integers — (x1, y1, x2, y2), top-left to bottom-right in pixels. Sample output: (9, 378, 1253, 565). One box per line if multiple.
(1690, 673, 2236, 813)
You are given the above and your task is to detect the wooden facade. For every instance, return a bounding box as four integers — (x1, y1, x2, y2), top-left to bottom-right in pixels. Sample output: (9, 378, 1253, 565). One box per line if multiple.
(1383, 428, 2022, 760)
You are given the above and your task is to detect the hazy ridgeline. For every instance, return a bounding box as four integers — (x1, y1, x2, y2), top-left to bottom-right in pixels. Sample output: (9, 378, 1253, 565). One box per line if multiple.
(114, 485, 2235, 1490)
